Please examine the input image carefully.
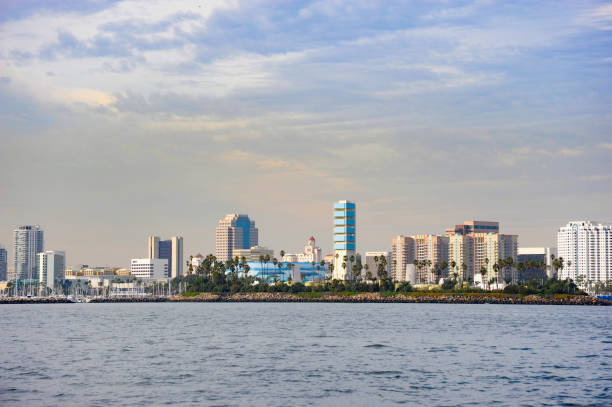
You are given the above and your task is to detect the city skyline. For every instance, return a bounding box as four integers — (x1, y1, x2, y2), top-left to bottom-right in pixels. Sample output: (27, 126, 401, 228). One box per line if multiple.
(1, 1, 611, 266)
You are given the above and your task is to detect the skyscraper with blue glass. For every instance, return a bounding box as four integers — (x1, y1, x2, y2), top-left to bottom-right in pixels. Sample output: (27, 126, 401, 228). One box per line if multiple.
(333, 200, 356, 280)
(216, 214, 259, 261)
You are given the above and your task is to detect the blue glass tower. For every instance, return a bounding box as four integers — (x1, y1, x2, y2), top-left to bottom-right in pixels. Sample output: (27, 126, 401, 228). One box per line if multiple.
(333, 200, 356, 280)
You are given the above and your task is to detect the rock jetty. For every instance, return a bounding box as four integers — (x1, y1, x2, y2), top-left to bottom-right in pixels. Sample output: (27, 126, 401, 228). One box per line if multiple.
(3, 293, 609, 305)
(0, 297, 74, 304)
(167, 292, 610, 305)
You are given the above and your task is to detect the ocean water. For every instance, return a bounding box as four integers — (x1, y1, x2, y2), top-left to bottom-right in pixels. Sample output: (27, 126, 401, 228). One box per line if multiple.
(1, 303, 610, 406)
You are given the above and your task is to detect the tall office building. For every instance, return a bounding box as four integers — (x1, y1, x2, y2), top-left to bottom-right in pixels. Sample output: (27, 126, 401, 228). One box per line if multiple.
(0, 245, 7, 281)
(391, 235, 414, 282)
(0, 245, 8, 281)
(557, 221, 612, 282)
(37, 250, 66, 289)
(148, 236, 183, 278)
(215, 214, 258, 262)
(332, 200, 356, 281)
(13, 225, 44, 281)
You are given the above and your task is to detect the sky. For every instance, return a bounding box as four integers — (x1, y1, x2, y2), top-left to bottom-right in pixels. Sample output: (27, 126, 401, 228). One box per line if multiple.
(0, 0, 611, 268)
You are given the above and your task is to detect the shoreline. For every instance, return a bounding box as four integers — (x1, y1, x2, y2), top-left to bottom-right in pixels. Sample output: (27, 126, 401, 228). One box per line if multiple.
(2, 292, 610, 305)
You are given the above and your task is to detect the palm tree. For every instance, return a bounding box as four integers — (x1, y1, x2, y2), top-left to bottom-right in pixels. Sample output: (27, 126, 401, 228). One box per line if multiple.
(480, 266, 488, 289)
(440, 261, 448, 279)
(492, 263, 500, 288)
(264, 254, 270, 281)
(259, 254, 265, 280)
(272, 257, 278, 280)
(505, 257, 514, 284)
(352, 264, 360, 280)
(280, 250, 285, 259)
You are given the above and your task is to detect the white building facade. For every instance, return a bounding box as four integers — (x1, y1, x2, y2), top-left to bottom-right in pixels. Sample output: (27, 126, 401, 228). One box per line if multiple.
(131, 258, 169, 279)
(557, 221, 612, 283)
(37, 250, 66, 289)
(282, 237, 323, 263)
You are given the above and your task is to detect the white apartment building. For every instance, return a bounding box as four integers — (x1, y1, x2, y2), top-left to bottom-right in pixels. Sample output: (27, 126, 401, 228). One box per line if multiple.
(557, 221, 612, 282)
(131, 258, 168, 279)
(37, 250, 66, 289)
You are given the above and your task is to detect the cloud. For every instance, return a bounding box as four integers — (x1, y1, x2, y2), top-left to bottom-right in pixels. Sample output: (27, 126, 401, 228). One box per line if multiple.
(579, 4, 612, 30)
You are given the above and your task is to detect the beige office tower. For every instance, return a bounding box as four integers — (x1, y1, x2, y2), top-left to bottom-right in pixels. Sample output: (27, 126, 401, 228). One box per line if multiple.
(215, 214, 258, 262)
(448, 234, 473, 281)
(148, 235, 183, 278)
(412, 234, 449, 282)
(391, 235, 414, 282)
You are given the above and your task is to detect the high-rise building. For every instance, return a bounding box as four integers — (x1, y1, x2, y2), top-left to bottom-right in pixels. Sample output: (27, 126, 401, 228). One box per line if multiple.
(448, 233, 473, 281)
(131, 258, 169, 279)
(364, 251, 391, 280)
(148, 236, 183, 278)
(413, 234, 449, 283)
(557, 221, 612, 283)
(391, 235, 414, 282)
(37, 250, 66, 289)
(445, 220, 517, 284)
(446, 221, 499, 236)
(13, 225, 44, 281)
(332, 200, 356, 281)
(0, 245, 7, 281)
(215, 214, 258, 262)
(472, 233, 518, 284)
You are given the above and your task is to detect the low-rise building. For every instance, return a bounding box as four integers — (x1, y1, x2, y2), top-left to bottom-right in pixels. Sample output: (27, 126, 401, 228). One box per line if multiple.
(282, 237, 323, 263)
(364, 251, 391, 280)
(131, 258, 168, 279)
(233, 246, 274, 262)
(517, 247, 556, 279)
